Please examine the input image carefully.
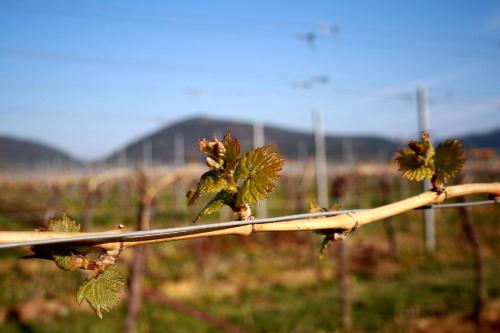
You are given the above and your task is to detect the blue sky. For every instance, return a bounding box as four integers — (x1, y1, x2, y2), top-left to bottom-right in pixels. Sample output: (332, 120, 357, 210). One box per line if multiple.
(1, 0, 499, 160)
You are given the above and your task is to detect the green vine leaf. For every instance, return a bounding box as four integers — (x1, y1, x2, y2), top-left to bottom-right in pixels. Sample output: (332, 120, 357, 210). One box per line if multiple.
(395, 132, 466, 191)
(309, 202, 323, 213)
(189, 131, 284, 221)
(222, 131, 240, 167)
(77, 266, 124, 319)
(52, 251, 76, 271)
(434, 139, 465, 185)
(31, 213, 89, 271)
(395, 132, 435, 181)
(309, 203, 347, 259)
(186, 170, 228, 205)
(395, 150, 434, 181)
(47, 213, 81, 233)
(234, 146, 284, 207)
(47, 213, 82, 270)
(194, 190, 235, 222)
(318, 235, 334, 259)
(29, 214, 124, 318)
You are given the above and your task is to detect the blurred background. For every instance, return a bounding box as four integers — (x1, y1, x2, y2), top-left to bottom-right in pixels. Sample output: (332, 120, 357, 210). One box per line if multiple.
(0, 1, 499, 332)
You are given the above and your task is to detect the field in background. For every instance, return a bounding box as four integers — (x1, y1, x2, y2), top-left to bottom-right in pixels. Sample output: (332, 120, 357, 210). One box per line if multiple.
(0, 160, 498, 332)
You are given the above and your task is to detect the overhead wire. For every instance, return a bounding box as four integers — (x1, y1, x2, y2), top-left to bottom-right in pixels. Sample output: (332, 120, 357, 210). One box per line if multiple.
(0, 4, 498, 61)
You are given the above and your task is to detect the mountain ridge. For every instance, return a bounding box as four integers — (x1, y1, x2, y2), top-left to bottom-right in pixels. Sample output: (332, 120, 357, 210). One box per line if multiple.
(0, 117, 498, 169)
(104, 116, 499, 166)
(0, 135, 80, 170)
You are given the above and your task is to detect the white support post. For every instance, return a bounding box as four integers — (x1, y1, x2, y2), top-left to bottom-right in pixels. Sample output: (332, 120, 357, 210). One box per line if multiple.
(313, 110, 329, 208)
(417, 86, 436, 253)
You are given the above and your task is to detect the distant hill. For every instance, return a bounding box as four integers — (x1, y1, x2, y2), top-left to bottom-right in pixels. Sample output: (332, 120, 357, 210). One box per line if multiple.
(1, 119, 498, 170)
(105, 116, 402, 165)
(0, 136, 80, 170)
(456, 128, 500, 151)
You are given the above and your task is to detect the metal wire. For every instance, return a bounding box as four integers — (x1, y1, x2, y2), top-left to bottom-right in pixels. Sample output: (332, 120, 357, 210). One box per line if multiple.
(417, 199, 499, 209)
(0, 199, 497, 250)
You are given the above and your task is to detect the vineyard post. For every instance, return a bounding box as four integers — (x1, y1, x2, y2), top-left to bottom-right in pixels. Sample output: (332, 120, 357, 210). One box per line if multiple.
(314, 110, 352, 332)
(124, 172, 152, 333)
(457, 177, 486, 331)
(398, 178, 411, 232)
(416, 86, 436, 252)
(340, 134, 355, 332)
(313, 109, 329, 208)
(124, 168, 193, 333)
(380, 176, 399, 262)
(332, 175, 352, 332)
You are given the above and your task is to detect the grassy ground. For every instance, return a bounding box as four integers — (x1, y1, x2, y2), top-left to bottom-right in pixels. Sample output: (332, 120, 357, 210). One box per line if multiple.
(0, 170, 498, 332)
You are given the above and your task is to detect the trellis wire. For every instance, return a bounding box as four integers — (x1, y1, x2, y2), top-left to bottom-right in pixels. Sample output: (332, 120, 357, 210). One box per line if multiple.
(0, 199, 497, 250)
